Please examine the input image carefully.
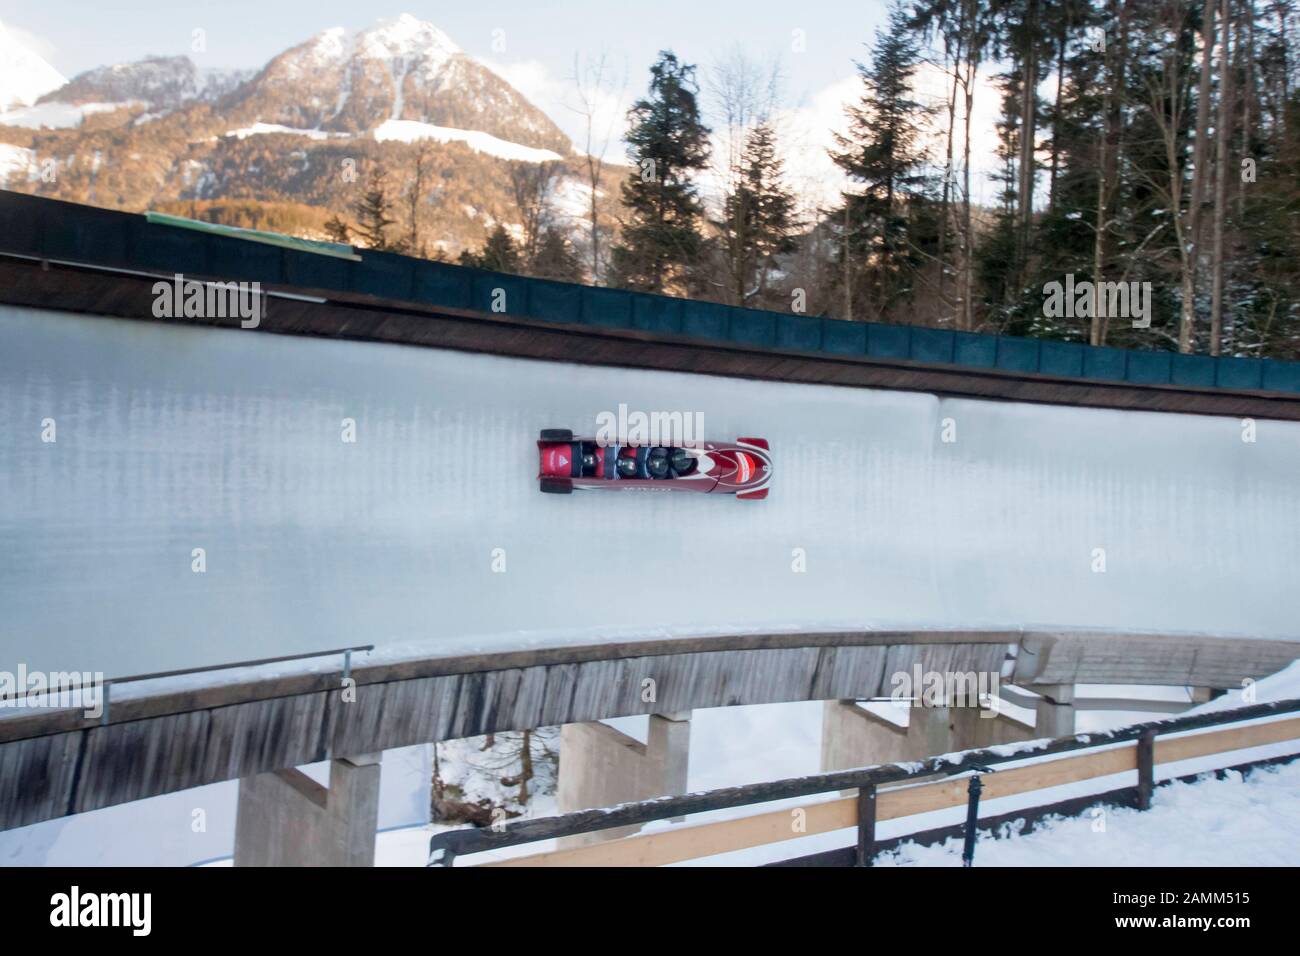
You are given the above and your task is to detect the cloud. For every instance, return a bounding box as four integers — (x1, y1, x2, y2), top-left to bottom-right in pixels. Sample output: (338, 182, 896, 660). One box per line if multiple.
(481, 55, 633, 163)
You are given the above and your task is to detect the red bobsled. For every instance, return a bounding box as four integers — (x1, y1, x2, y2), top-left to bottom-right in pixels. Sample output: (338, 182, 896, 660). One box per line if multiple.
(537, 429, 772, 500)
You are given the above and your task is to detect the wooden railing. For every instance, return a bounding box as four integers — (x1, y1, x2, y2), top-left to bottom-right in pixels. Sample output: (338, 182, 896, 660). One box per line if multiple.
(428, 698, 1300, 868)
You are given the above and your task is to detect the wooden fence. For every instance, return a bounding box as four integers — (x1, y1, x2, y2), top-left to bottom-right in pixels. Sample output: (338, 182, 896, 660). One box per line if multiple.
(428, 698, 1300, 867)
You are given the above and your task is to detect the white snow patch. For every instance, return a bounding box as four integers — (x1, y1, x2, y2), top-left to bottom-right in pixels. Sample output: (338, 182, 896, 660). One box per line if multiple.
(373, 119, 562, 163)
(0, 142, 34, 186)
(0, 100, 138, 129)
(224, 123, 334, 140)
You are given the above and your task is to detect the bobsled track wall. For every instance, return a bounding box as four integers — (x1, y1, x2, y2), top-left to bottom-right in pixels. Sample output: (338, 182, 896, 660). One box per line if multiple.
(2, 191, 1300, 833)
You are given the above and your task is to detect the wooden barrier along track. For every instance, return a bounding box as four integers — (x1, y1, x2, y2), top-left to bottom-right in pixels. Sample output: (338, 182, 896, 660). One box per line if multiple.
(460, 710, 1300, 867)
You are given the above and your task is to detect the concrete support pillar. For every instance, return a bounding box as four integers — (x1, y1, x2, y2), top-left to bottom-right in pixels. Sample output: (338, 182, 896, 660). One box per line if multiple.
(233, 753, 381, 867)
(912, 702, 954, 757)
(821, 700, 950, 771)
(1034, 684, 1076, 739)
(557, 712, 691, 847)
(821, 699, 1037, 774)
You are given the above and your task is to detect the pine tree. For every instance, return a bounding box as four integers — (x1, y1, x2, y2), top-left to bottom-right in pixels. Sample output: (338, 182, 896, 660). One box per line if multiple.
(323, 214, 351, 245)
(352, 168, 397, 251)
(714, 122, 800, 306)
(460, 225, 522, 274)
(608, 51, 712, 294)
(530, 228, 585, 282)
(832, 2, 932, 320)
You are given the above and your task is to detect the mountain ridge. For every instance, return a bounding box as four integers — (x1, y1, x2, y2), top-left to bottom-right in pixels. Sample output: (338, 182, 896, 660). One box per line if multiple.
(0, 14, 596, 259)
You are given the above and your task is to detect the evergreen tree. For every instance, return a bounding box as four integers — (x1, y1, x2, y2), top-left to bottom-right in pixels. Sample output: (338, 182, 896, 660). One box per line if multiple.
(608, 51, 712, 294)
(530, 228, 586, 282)
(352, 168, 398, 251)
(714, 122, 800, 306)
(323, 214, 351, 245)
(460, 225, 522, 274)
(831, 2, 933, 320)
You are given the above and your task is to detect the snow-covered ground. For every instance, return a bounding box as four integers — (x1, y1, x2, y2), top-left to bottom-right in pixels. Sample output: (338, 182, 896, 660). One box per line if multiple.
(874, 761, 1300, 866)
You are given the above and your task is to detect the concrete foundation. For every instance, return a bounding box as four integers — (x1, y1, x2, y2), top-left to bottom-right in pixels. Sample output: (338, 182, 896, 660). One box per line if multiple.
(557, 713, 690, 847)
(233, 753, 382, 867)
(821, 699, 1037, 773)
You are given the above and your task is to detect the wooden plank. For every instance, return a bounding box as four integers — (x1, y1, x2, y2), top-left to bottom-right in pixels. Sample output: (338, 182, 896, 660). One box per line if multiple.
(1155, 716, 1300, 764)
(486, 748, 1135, 867)
(487, 719, 1300, 867)
(873, 746, 1137, 820)
(485, 797, 858, 867)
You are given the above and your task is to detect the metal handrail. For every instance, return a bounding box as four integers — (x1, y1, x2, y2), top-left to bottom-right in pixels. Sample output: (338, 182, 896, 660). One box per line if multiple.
(0, 644, 374, 723)
(428, 696, 1300, 866)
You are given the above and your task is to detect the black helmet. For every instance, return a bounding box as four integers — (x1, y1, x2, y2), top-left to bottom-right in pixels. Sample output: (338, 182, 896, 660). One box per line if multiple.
(646, 447, 672, 479)
(617, 453, 640, 478)
(670, 447, 697, 477)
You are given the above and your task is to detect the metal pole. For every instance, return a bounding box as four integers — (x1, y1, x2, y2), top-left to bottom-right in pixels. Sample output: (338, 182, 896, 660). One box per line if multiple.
(856, 784, 877, 866)
(961, 774, 984, 867)
(1136, 729, 1156, 810)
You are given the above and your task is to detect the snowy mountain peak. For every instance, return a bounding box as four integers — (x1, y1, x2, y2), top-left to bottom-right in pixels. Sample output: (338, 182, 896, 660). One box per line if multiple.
(0, 19, 67, 110)
(303, 14, 460, 71)
(236, 15, 570, 152)
(358, 14, 460, 62)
